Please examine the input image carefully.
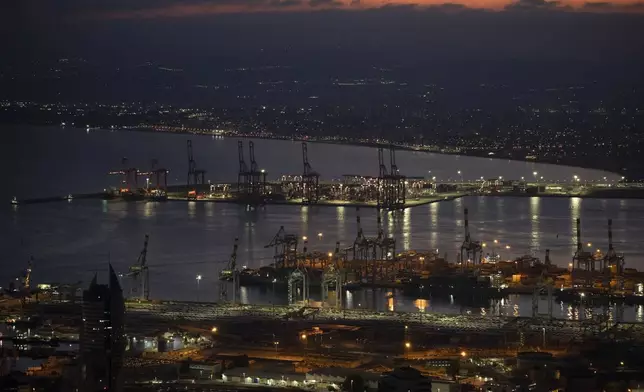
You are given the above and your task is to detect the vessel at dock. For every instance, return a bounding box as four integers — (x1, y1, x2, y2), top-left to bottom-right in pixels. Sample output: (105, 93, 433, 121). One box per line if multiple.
(120, 189, 146, 201)
(403, 273, 503, 306)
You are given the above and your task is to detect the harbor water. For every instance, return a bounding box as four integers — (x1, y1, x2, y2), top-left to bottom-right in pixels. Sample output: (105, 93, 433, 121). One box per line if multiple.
(2, 125, 643, 320)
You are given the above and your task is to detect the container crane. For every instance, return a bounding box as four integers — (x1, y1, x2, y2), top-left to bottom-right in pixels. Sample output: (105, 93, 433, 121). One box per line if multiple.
(219, 238, 240, 304)
(128, 234, 150, 300)
(301, 142, 320, 204)
(187, 140, 206, 200)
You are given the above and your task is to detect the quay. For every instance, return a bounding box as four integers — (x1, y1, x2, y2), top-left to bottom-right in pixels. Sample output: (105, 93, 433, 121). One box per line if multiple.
(9, 138, 643, 207)
(10, 180, 644, 207)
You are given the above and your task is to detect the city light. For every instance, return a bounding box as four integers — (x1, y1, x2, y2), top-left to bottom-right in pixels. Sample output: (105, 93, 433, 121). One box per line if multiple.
(301, 334, 307, 340)
(302, 236, 308, 241)
(318, 232, 323, 239)
(211, 327, 218, 333)
(461, 351, 467, 357)
(328, 252, 333, 258)
(405, 342, 411, 348)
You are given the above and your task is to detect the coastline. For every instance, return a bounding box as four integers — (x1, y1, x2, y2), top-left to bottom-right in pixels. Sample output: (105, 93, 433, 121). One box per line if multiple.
(127, 124, 625, 180)
(2, 121, 626, 179)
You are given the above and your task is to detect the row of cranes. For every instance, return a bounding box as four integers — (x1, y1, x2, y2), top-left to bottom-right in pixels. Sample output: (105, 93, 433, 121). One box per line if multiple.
(351, 207, 396, 283)
(281, 143, 408, 210)
(377, 146, 406, 210)
(108, 157, 169, 200)
(573, 218, 626, 275)
(125, 232, 242, 304)
(110, 137, 409, 210)
(458, 209, 626, 276)
(237, 140, 268, 205)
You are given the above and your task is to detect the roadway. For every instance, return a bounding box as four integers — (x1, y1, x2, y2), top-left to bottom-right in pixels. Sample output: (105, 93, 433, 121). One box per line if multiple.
(124, 302, 605, 338)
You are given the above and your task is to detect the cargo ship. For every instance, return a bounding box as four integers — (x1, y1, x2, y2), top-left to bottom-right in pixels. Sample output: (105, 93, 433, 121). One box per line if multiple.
(403, 273, 503, 307)
(148, 189, 168, 202)
(120, 188, 146, 201)
(220, 266, 333, 289)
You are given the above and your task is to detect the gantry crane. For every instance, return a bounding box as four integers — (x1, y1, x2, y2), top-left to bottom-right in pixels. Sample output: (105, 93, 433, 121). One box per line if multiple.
(237, 140, 267, 205)
(265, 226, 299, 268)
(120, 157, 139, 191)
(376, 146, 406, 210)
(128, 234, 150, 300)
(149, 158, 169, 200)
(237, 140, 250, 195)
(301, 142, 320, 204)
(460, 208, 483, 268)
(187, 140, 206, 199)
(219, 238, 240, 304)
(389, 145, 406, 209)
(604, 219, 625, 275)
(376, 147, 388, 209)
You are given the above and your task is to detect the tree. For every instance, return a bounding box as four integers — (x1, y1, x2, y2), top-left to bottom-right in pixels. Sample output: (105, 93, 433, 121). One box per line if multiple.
(342, 374, 365, 392)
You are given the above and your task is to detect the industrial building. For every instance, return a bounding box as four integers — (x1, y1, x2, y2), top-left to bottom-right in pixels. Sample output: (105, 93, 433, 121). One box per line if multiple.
(80, 264, 125, 392)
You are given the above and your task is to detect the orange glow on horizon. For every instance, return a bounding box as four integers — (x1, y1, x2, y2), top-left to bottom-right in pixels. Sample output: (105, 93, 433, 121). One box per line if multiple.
(97, 0, 644, 19)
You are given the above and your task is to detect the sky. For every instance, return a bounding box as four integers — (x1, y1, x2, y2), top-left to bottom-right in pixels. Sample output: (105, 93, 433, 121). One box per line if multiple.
(4, 0, 644, 21)
(2, 0, 644, 83)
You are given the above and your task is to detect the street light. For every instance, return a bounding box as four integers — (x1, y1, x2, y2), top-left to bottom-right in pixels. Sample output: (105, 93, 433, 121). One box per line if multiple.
(328, 252, 333, 258)
(405, 341, 411, 349)
(196, 275, 202, 300)
(457, 170, 463, 182)
(302, 236, 308, 241)
(318, 232, 323, 240)
(211, 327, 218, 333)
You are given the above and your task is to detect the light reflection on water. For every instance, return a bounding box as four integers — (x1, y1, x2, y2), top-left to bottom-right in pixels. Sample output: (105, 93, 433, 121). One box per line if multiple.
(5, 195, 644, 321)
(530, 197, 540, 253)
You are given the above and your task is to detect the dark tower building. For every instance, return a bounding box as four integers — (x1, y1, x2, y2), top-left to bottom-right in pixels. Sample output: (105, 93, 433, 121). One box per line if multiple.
(80, 264, 125, 392)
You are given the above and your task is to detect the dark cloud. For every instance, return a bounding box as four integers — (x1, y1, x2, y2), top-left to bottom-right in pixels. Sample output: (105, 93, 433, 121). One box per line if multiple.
(377, 3, 419, 11)
(583, 1, 644, 11)
(504, 0, 568, 11)
(269, 0, 303, 6)
(309, 0, 343, 7)
(583, 1, 613, 8)
(428, 2, 470, 11)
